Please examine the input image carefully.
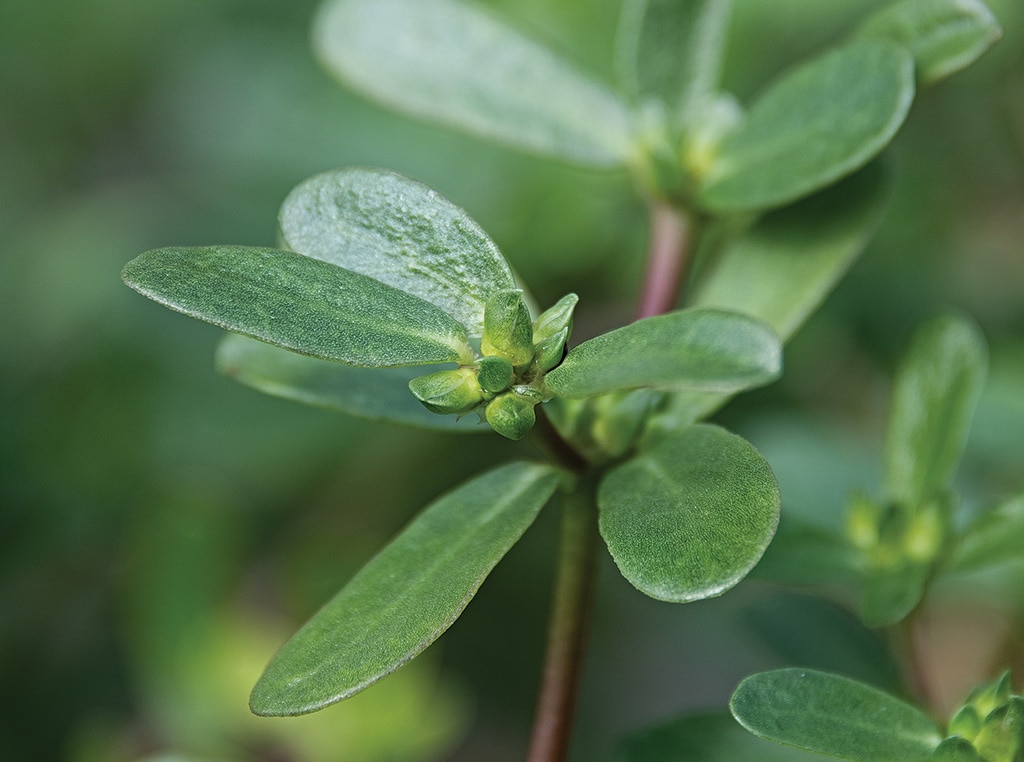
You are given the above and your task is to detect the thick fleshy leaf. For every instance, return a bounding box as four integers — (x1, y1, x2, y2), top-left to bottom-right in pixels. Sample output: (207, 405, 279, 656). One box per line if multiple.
(615, 0, 731, 119)
(860, 560, 932, 628)
(885, 314, 987, 508)
(216, 334, 486, 432)
(250, 462, 562, 715)
(598, 424, 780, 602)
(731, 669, 942, 761)
(279, 168, 516, 337)
(700, 41, 914, 211)
(859, 0, 1002, 85)
(122, 246, 473, 366)
(948, 493, 1024, 573)
(621, 713, 829, 761)
(932, 736, 983, 761)
(313, 0, 634, 167)
(545, 308, 780, 399)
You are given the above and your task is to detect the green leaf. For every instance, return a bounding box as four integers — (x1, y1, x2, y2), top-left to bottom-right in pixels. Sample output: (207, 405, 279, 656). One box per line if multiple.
(931, 736, 982, 761)
(948, 493, 1024, 573)
(621, 712, 830, 761)
(122, 246, 473, 367)
(859, 0, 1002, 85)
(751, 522, 863, 587)
(313, 0, 634, 167)
(615, 0, 732, 120)
(481, 290, 534, 366)
(279, 168, 516, 337)
(250, 461, 562, 715)
(860, 559, 931, 628)
(598, 424, 780, 602)
(884, 314, 987, 508)
(216, 334, 486, 432)
(545, 308, 781, 399)
(700, 41, 914, 211)
(731, 669, 943, 761)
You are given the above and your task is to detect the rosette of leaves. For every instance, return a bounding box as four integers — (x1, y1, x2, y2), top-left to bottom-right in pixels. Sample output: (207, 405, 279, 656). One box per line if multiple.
(123, 167, 790, 714)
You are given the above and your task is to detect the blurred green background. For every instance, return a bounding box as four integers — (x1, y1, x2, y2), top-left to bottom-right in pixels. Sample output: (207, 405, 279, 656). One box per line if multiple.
(2, 1, 1022, 760)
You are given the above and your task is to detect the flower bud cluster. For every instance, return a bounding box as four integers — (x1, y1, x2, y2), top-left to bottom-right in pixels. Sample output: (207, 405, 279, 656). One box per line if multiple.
(944, 671, 1023, 761)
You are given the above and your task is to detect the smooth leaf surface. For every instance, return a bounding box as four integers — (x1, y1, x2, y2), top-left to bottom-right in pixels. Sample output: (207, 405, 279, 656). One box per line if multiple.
(859, 0, 1002, 85)
(122, 246, 472, 366)
(621, 713, 830, 761)
(280, 168, 516, 337)
(598, 424, 780, 602)
(860, 560, 932, 628)
(700, 41, 914, 211)
(931, 736, 982, 761)
(885, 314, 987, 507)
(948, 493, 1024, 573)
(216, 334, 486, 432)
(250, 461, 562, 715)
(545, 308, 781, 399)
(314, 0, 634, 167)
(731, 669, 942, 761)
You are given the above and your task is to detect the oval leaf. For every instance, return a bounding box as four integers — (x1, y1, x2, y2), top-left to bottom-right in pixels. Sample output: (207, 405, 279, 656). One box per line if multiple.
(859, 0, 1002, 85)
(948, 493, 1024, 574)
(598, 424, 780, 602)
(216, 334, 487, 432)
(731, 669, 942, 761)
(545, 308, 781, 399)
(313, 0, 634, 167)
(122, 246, 472, 366)
(700, 41, 914, 211)
(885, 314, 987, 507)
(250, 461, 562, 715)
(280, 168, 516, 338)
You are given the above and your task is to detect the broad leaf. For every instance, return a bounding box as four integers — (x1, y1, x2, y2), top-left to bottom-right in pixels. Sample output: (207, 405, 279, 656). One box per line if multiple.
(615, 0, 731, 120)
(216, 334, 486, 432)
(859, 0, 1002, 85)
(279, 168, 516, 337)
(700, 41, 914, 211)
(314, 0, 634, 167)
(545, 308, 781, 399)
(621, 713, 830, 761)
(250, 461, 562, 715)
(885, 314, 987, 508)
(122, 246, 473, 367)
(731, 669, 942, 761)
(598, 424, 780, 602)
(948, 493, 1024, 573)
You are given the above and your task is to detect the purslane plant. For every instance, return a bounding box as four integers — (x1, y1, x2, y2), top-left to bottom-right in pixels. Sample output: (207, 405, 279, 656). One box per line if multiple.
(120, 0, 1004, 758)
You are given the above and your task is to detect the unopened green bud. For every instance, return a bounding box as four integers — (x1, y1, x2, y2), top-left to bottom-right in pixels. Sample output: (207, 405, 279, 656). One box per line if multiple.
(409, 368, 483, 415)
(533, 293, 578, 344)
(905, 501, 944, 562)
(477, 356, 515, 394)
(482, 290, 534, 367)
(533, 326, 569, 372)
(486, 391, 537, 440)
(949, 705, 982, 741)
(967, 671, 1015, 719)
(974, 697, 1024, 761)
(846, 494, 882, 551)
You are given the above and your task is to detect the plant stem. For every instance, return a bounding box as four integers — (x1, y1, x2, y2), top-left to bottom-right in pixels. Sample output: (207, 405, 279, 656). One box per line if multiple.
(526, 480, 599, 762)
(636, 201, 696, 320)
(531, 406, 588, 474)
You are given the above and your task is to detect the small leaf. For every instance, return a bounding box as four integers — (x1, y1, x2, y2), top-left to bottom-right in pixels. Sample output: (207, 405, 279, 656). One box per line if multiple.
(860, 559, 931, 628)
(279, 168, 517, 337)
(485, 391, 538, 441)
(216, 334, 485, 432)
(598, 424, 780, 602)
(700, 41, 914, 211)
(250, 461, 562, 715)
(884, 314, 987, 508)
(314, 0, 634, 166)
(481, 290, 534, 366)
(533, 293, 578, 345)
(545, 308, 781, 399)
(620, 712, 829, 761)
(731, 669, 943, 761)
(948, 494, 1024, 573)
(974, 697, 1024, 761)
(122, 246, 473, 366)
(408, 368, 484, 415)
(931, 736, 982, 761)
(859, 0, 1002, 85)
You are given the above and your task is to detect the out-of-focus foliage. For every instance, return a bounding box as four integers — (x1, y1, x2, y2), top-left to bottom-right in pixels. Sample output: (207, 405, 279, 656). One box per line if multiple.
(1, 0, 1022, 760)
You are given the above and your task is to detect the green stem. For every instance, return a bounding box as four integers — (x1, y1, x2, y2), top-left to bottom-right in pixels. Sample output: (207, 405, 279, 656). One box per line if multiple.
(636, 201, 697, 319)
(526, 480, 599, 762)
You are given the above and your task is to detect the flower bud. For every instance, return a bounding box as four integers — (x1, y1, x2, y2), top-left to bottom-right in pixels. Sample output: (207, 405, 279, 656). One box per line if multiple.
(409, 368, 483, 415)
(533, 293, 578, 345)
(533, 326, 569, 372)
(485, 391, 537, 440)
(481, 290, 534, 367)
(477, 356, 515, 395)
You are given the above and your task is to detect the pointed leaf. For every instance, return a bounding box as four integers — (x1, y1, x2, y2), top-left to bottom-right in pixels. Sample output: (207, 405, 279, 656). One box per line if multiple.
(859, 0, 1002, 85)
(279, 168, 516, 337)
(731, 669, 942, 761)
(545, 308, 781, 399)
(931, 736, 982, 761)
(313, 0, 634, 167)
(598, 424, 780, 602)
(250, 461, 562, 715)
(700, 41, 914, 211)
(216, 334, 487, 432)
(948, 493, 1024, 573)
(122, 246, 472, 366)
(885, 314, 987, 507)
